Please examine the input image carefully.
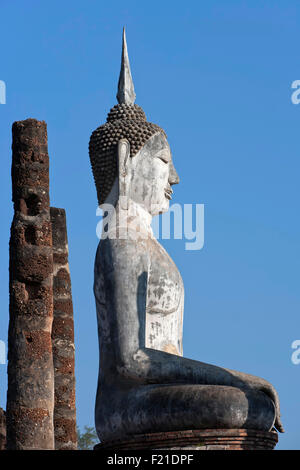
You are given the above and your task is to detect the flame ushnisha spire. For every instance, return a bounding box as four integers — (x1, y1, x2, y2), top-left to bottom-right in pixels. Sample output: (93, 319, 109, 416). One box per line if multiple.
(117, 28, 136, 105)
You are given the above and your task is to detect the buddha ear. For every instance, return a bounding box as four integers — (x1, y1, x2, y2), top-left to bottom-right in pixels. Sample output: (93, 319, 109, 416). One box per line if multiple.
(117, 139, 131, 209)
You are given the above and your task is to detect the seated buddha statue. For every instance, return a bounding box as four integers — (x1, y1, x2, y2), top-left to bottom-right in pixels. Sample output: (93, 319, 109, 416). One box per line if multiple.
(89, 30, 283, 443)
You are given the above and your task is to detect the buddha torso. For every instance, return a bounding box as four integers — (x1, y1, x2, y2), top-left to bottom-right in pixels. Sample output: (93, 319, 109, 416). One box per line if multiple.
(94, 211, 184, 380)
(146, 237, 184, 356)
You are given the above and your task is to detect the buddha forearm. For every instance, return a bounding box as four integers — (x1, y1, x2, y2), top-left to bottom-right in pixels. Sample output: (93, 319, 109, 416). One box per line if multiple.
(118, 347, 259, 388)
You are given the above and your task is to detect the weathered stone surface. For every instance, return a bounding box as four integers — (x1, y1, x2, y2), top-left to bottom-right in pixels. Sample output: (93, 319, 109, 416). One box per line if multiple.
(51, 208, 77, 450)
(7, 119, 55, 450)
(0, 408, 6, 450)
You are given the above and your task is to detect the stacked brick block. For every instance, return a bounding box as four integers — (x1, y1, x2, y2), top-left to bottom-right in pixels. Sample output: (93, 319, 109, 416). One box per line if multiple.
(7, 119, 77, 450)
(7, 119, 55, 449)
(51, 208, 77, 450)
(96, 429, 278, 450)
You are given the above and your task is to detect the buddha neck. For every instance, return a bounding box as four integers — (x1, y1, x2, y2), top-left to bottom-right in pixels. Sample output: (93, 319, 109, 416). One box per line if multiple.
(103, 197, 154, 240)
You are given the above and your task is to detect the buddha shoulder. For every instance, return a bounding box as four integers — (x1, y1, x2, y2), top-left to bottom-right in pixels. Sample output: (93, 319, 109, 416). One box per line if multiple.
(96, 235, 150, 274)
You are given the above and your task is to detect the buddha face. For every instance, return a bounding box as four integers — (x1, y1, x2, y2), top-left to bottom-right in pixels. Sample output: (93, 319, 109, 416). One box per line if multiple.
(128, 132, 179, 215)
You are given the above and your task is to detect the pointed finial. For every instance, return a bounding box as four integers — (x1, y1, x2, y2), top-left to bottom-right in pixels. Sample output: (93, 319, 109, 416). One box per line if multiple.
(117, 28, 136, 105)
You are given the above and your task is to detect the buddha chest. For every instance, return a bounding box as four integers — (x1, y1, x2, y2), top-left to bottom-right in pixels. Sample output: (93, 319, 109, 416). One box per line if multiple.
(145, 238, 184, 356)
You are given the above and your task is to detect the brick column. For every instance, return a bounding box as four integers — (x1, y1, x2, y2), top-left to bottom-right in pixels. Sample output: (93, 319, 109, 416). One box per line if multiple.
(0, 408, 6, 450)
(7, 119, 55, 450)
(51, 208, 77, 450)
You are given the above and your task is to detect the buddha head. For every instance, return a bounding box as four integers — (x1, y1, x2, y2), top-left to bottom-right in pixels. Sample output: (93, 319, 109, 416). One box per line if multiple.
(89, 29, 179, 216)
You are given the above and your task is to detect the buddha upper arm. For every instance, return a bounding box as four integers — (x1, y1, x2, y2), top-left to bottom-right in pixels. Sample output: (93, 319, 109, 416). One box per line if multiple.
(96, 236, 150, 364)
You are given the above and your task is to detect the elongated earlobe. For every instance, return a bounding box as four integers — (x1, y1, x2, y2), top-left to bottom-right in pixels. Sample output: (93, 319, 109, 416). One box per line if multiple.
(117, 139, 131, 209)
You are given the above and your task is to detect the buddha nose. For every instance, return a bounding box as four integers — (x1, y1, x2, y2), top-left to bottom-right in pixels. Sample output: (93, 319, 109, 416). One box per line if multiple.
(169, 160, 180, 186)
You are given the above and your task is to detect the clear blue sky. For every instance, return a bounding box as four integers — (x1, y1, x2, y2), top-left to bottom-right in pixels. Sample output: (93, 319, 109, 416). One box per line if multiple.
(0, 0, 299, 450)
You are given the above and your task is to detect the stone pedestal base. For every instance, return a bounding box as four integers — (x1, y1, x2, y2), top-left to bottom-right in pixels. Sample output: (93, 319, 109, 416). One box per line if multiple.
(95, 429, 278, 450)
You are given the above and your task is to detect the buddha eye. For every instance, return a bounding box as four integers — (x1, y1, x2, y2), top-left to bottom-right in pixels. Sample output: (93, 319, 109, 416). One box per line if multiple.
(156, 151, 171, 164)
